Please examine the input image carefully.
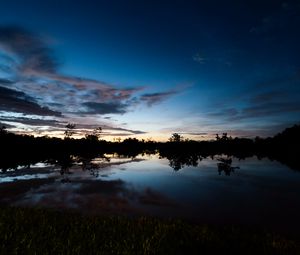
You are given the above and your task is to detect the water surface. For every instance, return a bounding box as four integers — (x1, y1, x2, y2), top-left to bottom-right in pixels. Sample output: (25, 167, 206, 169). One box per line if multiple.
(1, 154, 299, 231)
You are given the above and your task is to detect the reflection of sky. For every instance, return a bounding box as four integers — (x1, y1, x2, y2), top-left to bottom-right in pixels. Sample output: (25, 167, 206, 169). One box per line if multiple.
(1, 154, 300, 230)
(0, 1, 300, 140)
(0, 173, 54, 183)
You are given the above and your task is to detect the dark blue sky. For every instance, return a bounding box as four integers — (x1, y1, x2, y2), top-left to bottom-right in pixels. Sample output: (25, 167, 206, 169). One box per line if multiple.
(0, 0, 299, 140)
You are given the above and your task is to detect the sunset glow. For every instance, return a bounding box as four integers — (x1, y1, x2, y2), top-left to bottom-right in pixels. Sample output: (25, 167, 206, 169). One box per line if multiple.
(0, 0, 299, 141)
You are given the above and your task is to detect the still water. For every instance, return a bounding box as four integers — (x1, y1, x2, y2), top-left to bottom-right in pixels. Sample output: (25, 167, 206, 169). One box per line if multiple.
(1, 154, 300, 230)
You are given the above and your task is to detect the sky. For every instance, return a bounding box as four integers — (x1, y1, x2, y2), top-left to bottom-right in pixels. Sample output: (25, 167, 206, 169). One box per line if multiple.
(0, 0, 299, 141)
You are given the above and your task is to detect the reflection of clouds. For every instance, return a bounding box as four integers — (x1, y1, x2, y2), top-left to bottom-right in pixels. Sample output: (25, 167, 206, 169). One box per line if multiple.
(0, 173, 53, 183)
(138, 188, 177, 207)
(6, 175, 179, 216)
(0, 166, 54, 179)
(76, 179, 125, 195)
(14, 182, 83, 209)
(0, 178, 55, 204)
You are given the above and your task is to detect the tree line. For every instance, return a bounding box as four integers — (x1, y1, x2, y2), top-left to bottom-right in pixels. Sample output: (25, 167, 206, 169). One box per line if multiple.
(0, 124, 299, 171)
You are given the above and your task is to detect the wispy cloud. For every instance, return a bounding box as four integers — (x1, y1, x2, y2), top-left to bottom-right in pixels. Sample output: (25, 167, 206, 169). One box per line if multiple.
(208, 97, 300, 123)
(0, 78, 13, 85)
(192, 53, 206, 64)
(0, 114, 147, 137)
(0, 86, 62, 116)
(0, 115, 61, 127)
(179, 132, 207, 136)
(0, 26, 167, 116)
(203, 71, 300, 137)
(0, 26, 143, 117)
(0, 25, 181, 136)
(82, 102, 127, 115)
(0, 25, 58, 73)
(140, 90, 180, 106)
(68, 123, 147, 135)
(237, 102, 300, 120)
(193, 52, 233, 67)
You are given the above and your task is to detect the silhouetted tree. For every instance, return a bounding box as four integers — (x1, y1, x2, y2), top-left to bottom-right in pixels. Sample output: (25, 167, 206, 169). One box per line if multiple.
(64, 123, 76, 139)
(0, 125, 7, 135)
(1, 123, 300, 172)
(85, 127, 102, 141)
(169, 133, 182, 142)
(216, 132, 230, 141)
(222, 133, 228, 140)
(115, 137, 122, 143)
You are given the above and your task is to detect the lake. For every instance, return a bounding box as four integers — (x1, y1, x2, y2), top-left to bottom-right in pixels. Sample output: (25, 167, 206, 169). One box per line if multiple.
(1, 153, 300, 232)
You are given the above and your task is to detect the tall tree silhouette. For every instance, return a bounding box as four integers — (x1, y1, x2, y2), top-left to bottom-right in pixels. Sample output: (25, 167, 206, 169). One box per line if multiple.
(85, 127, 102, 141)
(0, 125, 7, 135)
(169, 133, 182, 142)
(64, 123, 76, 139)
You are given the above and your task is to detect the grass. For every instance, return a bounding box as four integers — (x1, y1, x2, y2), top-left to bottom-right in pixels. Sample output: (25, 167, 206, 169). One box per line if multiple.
(0, 206, 299, 255)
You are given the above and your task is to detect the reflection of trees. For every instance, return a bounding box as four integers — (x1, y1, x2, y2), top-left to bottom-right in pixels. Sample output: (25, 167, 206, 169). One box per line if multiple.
(57, 155, 74, 183)
(166, 153, 202, 171)
(160, 151, 241, 175)
(54, 153, 109, 181)
(1, 124, 300, 173)
(80, 154, 110, 177)
(217, 157, 240, 176)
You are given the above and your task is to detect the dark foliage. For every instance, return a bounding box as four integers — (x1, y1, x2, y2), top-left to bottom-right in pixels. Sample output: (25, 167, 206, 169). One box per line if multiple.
(0, 207, 299, 255)
(0, 125, 300, 171)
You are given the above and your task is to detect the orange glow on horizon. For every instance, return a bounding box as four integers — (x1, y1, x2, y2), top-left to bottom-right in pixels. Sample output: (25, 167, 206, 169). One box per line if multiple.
(9, 129, 216, 142)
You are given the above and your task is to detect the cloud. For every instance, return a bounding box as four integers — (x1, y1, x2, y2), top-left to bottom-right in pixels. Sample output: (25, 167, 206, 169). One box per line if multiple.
(0, 25, 58, 73)
(206, 67, 300, 124)
(238, 102, 300, 120)
(0, 121, 15, 128)
(0, 26, 143, 115)
(0, 27, 147, 95)
(221, 121, 300, 138)
(179, 132, 208, 136)
(0, 78, 13, 85)
(0, 116, 61, 127)
(0, 53, 17, 74)
(193, 53, 206, 64)
(35, 74, 143, 101)
(250, 91, 285, 104)
(106, 126, 146, 135)
(0, 25, 182, 137)
(208, 108, 238, 118)
(140, 90, 179, 106)
(254, 72, 300, 91)
(0, 114, 146, 136)
(70, 123, 147, 135)
(193, 51, 233, 67)
(0, 86, 62, 116)
(207, 87, 300, 124)
(82, 102, 127, 115)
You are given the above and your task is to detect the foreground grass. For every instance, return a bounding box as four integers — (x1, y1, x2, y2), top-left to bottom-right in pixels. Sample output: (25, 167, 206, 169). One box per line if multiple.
(0, 207, 299, 255)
